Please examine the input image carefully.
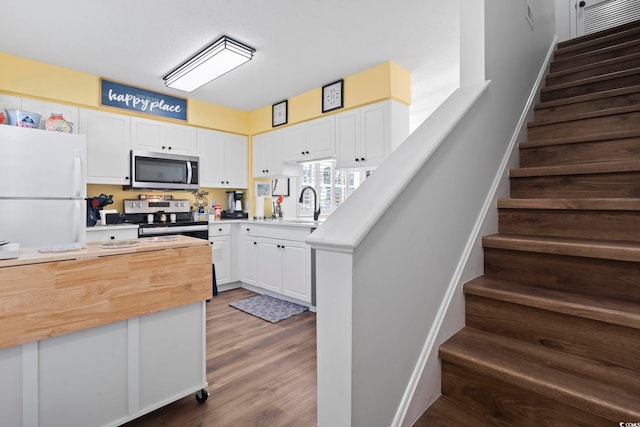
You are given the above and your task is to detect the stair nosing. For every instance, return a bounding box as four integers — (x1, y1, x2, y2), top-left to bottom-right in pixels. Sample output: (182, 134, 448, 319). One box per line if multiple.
(464, 277, 640, 330)
(520, 129, 640, 148)
(552, 38, 640, 68)
(497, 197, 640, 211)
(440, 328, 640, 420)
(556, 23, 640, 54)
(528, 103, 640, 128)
(541, 66, 640, 94)
(510, 160, 640, 177)
(535, 84, 640, 110)
(482, 234, 640, 263)
(549, 50, 640, 81)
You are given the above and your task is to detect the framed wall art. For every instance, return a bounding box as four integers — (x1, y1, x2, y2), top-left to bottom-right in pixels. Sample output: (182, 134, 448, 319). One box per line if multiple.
(272, 178, 290, 196)
(322, 79, 344, 113)
(272, 99, 288, 127)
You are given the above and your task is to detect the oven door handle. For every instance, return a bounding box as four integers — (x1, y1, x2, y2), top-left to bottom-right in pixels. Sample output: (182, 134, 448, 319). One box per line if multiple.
(139, 224, 208, 236)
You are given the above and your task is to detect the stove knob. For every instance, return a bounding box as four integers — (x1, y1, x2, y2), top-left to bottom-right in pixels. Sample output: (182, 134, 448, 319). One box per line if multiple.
(129, 202, 135, 208)
(137, 202, 143, 208)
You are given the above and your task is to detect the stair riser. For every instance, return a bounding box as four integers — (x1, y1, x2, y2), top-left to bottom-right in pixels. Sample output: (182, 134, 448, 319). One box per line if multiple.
(551, 43, 640, 73)
(510, 172, 640, 198)
(547, 55, 640, 86)
(554, 33, 640, 60)
(440, 361, 613, 426)
(541, 73, 640, 103)
(498, 208, 640, 241)
(528, 110, 640, 140)
(558, 20, 640, 50)
(535, 90, 640, 121)
(465, 294, 640, 372)
(520, 137, 640, 167)
(483, 247, 640, 303)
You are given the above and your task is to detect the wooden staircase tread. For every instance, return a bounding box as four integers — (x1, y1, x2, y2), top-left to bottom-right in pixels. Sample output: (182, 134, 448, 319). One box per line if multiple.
(440, 328, 640, 420)
(558, 19, 640, 50)
(535, 84, 640, 110)
(528, 103, 640, 128)
(541, 66, 640, 94)
(520, 129, 640, 148)
(482, 234, 640, 262)
(550, 49, 640, 80)
(552, 38, 640, 69)
(464, 276, 640, 330)
(497, 197, 640, 210)
(414, 395, 510, 427)
(510, 160, 640, 177)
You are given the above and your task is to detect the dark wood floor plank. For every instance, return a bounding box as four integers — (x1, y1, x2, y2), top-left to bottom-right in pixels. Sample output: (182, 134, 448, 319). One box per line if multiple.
(123, 288, 317, 427)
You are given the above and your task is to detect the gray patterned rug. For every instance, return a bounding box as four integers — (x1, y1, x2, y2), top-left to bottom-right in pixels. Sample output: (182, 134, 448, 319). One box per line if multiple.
(229, 294, 309, 323)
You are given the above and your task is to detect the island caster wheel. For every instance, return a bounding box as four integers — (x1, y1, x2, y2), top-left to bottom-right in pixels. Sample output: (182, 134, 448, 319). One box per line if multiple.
(195, 388, 209, 403)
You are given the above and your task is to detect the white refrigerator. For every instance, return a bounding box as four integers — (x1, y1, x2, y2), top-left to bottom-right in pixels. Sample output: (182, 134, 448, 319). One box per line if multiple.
(0, 125, 87, 248)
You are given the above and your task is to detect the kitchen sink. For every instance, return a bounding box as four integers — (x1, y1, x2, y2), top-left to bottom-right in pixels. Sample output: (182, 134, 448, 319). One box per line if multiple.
(279, 219, 324, 225)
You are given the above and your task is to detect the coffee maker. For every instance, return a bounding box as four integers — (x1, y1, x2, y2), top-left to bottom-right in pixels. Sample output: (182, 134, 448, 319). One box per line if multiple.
(223, 191, 248, 219)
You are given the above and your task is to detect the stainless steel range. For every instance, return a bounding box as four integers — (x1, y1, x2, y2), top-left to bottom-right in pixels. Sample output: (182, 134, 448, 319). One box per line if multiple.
(123, 197, 208, 240)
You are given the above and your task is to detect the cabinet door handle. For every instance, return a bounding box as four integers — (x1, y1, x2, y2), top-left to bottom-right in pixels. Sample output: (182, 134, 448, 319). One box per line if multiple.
(246, 228, 250, 231)
(277, 244, 281, 248)
(162, 146, 166, 150)
(355, 158, 360, 162)
(168, 146, 172, 150)
(281, 245, 285, 249)
(218, 228, 223, 232)
(360, 157, 365, 161)
(301, 151, 305, 155)
(253, 241, 257, 245)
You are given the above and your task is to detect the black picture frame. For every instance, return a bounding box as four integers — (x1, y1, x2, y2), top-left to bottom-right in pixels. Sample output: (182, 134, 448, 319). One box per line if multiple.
(322, 79, 344, 113)
(272, 99, 288, 127)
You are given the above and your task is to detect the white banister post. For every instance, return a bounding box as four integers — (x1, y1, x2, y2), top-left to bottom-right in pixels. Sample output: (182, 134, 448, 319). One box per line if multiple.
(315, 248, 354, 427)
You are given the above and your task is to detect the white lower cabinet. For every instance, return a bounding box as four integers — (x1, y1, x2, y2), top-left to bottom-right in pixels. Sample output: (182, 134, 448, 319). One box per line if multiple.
(258, 237, 310, 302)
(86, 225, 139, 242)
(239, 227, 259, 285)
(239, 224, 312, 304)
(209, 223, 232, 285)
(3, 302, 206, 427)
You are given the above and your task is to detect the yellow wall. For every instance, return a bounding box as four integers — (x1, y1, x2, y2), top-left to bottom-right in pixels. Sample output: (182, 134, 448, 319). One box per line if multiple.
(1, 52, 410, 217)
(248, 62, 412, 135)
(0, 52, 249, 134)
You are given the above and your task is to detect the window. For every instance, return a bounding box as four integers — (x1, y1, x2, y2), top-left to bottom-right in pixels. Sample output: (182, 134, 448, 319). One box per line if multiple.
(298, 160, 371, 217)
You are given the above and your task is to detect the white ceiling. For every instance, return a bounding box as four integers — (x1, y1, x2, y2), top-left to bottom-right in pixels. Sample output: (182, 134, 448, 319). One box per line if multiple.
(0, 0, 460, 127)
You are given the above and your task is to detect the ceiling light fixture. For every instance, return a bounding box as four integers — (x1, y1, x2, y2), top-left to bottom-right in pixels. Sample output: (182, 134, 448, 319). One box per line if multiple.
(163, 35, 255, 92)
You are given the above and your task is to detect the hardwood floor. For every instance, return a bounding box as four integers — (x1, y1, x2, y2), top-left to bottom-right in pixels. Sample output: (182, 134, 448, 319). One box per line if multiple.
(123, 288, 317, 427)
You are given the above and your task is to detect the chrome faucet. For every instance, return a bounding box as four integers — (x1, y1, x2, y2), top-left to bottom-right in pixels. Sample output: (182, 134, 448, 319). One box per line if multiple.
(299, 186, 321, 221)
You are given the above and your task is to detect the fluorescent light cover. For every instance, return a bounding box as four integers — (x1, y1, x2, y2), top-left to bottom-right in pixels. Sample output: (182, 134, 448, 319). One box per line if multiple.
(164, 36, 254, 92)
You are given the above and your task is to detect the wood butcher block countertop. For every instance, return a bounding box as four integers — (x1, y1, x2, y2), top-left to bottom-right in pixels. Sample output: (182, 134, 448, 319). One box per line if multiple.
(0, 236, 212, 350)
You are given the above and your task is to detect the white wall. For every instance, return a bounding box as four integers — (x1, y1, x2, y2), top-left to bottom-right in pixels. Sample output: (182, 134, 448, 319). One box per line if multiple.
(555, 0, 574, 41)
(310, 0, 556, 425)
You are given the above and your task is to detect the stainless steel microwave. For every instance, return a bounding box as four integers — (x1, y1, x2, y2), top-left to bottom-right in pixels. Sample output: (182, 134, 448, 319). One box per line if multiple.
(125, 150, 199, 191)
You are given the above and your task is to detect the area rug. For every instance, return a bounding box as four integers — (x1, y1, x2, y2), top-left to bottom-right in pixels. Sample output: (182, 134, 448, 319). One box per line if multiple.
(229, 294, 309, 323)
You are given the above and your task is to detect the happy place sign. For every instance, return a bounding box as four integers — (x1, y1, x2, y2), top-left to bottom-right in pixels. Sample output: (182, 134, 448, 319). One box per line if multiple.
(101, 79, 187, 121)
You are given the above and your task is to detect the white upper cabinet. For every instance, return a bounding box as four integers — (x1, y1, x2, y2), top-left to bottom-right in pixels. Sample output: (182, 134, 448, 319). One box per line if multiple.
(335, 100, 409, 169)
(79, 109, 131, 185)
(131, 117, 197, 156)
(282, 115, 335, 163)
(253, 130, 301, 178)
(197, 128, 248, 188)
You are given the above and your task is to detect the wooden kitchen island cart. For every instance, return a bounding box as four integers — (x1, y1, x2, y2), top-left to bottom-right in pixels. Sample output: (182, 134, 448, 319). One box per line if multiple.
(0, 235, 212, 427)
